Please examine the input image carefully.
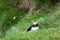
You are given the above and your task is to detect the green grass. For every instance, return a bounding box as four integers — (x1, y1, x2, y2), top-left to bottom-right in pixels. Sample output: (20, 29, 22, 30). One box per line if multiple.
(0, 0, 27, 37)
(0, 0, 60, 40)
(0, 7, 60, 40)
(1, 28, 60, 40)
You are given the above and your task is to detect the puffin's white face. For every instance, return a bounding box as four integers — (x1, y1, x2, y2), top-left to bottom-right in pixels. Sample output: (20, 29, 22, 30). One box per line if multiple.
(33, 21, 38, 25)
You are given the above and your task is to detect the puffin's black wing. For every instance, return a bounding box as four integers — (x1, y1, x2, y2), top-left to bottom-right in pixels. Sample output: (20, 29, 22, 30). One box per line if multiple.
(27, 25, 33, 31)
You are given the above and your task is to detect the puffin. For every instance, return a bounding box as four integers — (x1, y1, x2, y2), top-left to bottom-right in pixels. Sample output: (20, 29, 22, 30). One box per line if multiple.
(27, 21, 39, 31)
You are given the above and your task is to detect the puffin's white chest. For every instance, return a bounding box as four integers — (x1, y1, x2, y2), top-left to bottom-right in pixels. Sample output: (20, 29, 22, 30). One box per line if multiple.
(31, 27, 39, 31)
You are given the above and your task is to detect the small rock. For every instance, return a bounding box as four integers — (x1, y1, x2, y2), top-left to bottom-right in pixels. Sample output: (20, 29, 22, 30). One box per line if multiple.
(13, 16, 16, 20)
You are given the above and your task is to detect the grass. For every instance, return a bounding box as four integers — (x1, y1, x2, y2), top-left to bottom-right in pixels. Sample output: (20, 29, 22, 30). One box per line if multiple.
(0, 0, 60, 40)
(0, 0, 27, 37)
(1, 28, 60, 40)
(0, 7, 60, 40)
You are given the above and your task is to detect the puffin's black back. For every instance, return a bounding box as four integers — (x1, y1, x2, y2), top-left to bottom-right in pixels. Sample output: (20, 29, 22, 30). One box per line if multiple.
(27, 24, 38, 31)
(27, 26, 32, 31)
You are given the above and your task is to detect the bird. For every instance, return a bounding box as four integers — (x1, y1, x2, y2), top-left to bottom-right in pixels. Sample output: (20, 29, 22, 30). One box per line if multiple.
(27, 21, 39, 32)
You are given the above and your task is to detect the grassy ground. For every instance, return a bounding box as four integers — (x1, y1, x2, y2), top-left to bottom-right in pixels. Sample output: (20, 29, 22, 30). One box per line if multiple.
(0, 0, 60, 40)
(0, 7, 60, 40)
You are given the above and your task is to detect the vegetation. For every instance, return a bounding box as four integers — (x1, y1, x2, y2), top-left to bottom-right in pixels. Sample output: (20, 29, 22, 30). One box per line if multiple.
(0, 0, 60, 40)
